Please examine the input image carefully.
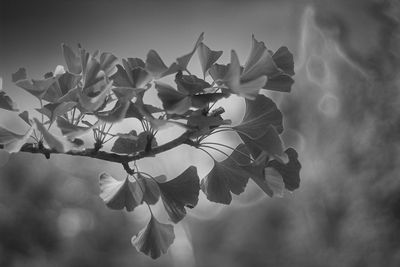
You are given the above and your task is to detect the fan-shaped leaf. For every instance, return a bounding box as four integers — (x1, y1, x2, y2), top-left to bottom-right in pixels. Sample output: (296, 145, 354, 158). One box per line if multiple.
(78, 76, 113, 112)
(272, 46, 295, 76)
(239, 125, 286, 162)
(99, 173, 143, 211)
(198, 42, 223, 76)
(234, 95, 283, 139)
(146, 50, 181, 79)
(111, 131, 157, 154)
(155, 82, 191, 114)
(12, 68, 59, 99)
(225, 50, 267, 100)
(263, 73, 294, 92)
(241, 35, 279, 82)
(176, 32, 204, 70)
(135, 174, 161, 205)
(0, 125, 34, 153)
(158, 166, 200, 223)
(100, 52, 118, 76)
(201, 144, 251, 204)
(36, 102, 77, 124)
(62, 44, 82, 74)
(175, 71, 211, 94)
(95, 100, 130, 123)
(56, 117, 92, 138)
(131, 214, 175, 259)
(267, 148, 301, 191)
(0, 91, 18, 111)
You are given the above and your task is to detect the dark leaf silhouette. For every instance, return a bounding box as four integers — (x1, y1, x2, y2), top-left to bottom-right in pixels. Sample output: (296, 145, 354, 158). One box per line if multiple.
(267, 148, 301, 191)
(158, 166, 200, 223)
(201, 145, 251, 204)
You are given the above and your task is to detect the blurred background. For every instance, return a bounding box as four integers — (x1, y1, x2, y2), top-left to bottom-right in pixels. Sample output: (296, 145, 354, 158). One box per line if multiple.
(1, 0, 400, 266)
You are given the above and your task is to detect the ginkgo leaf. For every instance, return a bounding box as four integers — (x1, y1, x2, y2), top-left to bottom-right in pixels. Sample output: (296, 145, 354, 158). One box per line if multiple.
(272, 46, 295, 76)
(0, 125, 34, 153)
(18, 111, 31, 126)
(78, 77, 113, 112)
(239, 125, 286, 162)
(100, 52, 118, 76)
(43, 71, 81, 103)
(209, 63, 229, 84)
(234, 94, 283, 139)
(155, 82, 191, 114)
(111, 131, 157, 154)
(146, 50, 181, 79)
(241, 35, 278, 82)
(95, 100, 130, 123)
(34, 118, 66, 152)
(267, 148, 301, 191)
(158, 166, 200, 223)
(197, 42, 223, 76)
(112, 60, 152, 89)
(201, 144, 251, 204)
(99, 173, 143, 211)
(0, 91, 18, 111)
(36, 102, 77, 124)
(263, 167, 285, 197)
(263, 73, 294, 92)
(12, 68, 59, 99)
(190, 92, 228, 109)
(176, 32, 204, 70)
(62, 43, 82, 74)
(187, 113, 231, 135)
(131, 214, 175, 259)
(175, 71, 211, 94)
(225, 50, 267, 100)
(135, 174, 161, 205)
(56, 117, 92, 138)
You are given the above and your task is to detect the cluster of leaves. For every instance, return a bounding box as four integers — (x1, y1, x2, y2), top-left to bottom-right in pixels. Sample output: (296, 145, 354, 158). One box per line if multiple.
(0, 33, 301, 259)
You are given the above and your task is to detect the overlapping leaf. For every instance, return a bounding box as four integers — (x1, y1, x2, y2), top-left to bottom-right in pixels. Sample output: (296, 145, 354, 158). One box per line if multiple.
(112, 58, 152, 89)
(158, 166, 200, 223)
(201, 145, 251, 204)
(233, 94, 283, 139)
(0, 124, 34, 153)
(267, 148, 301, 191)
(12, 68, 59, 99)
(224, 50, 267, 100)
(43, 71, 80, 103)
(62, 43, 82, 74)
(135, 174, 163, 205)
(95, 99, 130, 123)
(34, 118, 67, 152)
(99, 173, 143, 211)
(56, 117, 93, 138)
(36, 102, 77, 124)
(111, 131, 157, 154)
(131, 214, 174, 259)
(197, 42, 223, 76)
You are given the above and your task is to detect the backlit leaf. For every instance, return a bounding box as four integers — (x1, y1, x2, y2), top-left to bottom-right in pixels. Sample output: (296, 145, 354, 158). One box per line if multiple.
(95, 100, 130, 123)
(56, 117, 92, 138)
(100, 52, 118, 76)
(158, 166, 200, 223)
(99, 173, 143, 211)
(197, 42, 223, 76)
(18, 111, 31, 126)
(135, 174, 161, 205)
(131, 214, 174, 259)
(239, 125, 286, 162)
(155, 82, 191, 114)
(62, 43, 82, 74)
(146, 50, 180, 79)
(36, 102, 77, 124)
(176, 32, 204, 70)
(234, 94, 283, 139)
(201, 144, 251, 204)
(0, 125, 34, 153)
(78, 76, 113, 112)
(175, 71, 211, 94)
(12, 68, 59, 99)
